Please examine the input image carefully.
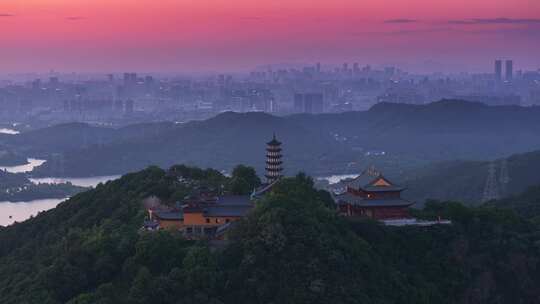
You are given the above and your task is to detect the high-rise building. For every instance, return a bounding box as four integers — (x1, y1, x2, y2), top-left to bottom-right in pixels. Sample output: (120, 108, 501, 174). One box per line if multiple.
(505, 60, 513, 80)
(294, 94, 304, 112)
(125, 99, 134, 115)
(294, 93, 324, 114)
(495, 60, 502, 80)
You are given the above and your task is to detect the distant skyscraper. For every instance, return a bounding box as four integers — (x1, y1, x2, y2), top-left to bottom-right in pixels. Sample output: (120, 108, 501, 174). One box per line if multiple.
(495, 60, 502, 80)
(125, 99, 134, 115)
(505, 60, 513, 80)
(353, 63, 359, 73)
(294, 93, 324, 114)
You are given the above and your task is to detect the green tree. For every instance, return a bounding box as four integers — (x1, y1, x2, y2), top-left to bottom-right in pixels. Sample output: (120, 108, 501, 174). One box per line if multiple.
(230, 165, 261, 195)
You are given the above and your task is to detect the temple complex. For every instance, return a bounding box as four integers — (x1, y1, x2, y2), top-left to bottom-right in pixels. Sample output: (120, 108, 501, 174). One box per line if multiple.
(145, 134, 284, 239)
(333, 167, 414, 220)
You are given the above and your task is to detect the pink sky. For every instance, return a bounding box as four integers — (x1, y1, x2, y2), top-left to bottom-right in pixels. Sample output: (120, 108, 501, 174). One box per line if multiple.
(1, 0, 539, 73)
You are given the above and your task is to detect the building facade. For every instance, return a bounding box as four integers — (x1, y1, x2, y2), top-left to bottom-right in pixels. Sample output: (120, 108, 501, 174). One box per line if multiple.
(334, 168, 414, 220)
(149, 195, 253, 239)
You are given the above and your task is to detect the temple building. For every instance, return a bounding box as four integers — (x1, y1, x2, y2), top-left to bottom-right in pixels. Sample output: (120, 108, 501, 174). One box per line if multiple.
(333, 167, 414, 220)
(265, 134, 283, 184)
(145, 134, 285, 238)
(148, 195, 253, 239)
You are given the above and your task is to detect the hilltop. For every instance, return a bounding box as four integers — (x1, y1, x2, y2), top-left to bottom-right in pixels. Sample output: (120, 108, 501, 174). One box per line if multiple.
(0, 165, 539, 303)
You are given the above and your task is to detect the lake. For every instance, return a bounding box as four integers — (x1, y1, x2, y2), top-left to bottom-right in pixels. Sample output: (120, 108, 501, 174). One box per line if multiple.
(0, 198, 66, 226)
(0, 158, 46, 173)
(0, 174, 120, 226)
(0, 158, 121, 226)
(0, 128, 19, 135)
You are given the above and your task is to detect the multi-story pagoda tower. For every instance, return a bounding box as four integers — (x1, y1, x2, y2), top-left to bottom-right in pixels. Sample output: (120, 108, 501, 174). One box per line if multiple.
(265, 133, 283, 184)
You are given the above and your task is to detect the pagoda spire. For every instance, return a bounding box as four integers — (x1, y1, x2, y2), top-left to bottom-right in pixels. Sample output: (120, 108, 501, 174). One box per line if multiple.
(265, 133, 283, 184)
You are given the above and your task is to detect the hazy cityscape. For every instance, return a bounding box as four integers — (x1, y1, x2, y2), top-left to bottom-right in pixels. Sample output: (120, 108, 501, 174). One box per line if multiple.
(1, 60, 539, 129)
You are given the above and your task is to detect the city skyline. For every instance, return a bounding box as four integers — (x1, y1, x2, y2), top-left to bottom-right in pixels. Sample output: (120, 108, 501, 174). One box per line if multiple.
(1, 0, 539, 73)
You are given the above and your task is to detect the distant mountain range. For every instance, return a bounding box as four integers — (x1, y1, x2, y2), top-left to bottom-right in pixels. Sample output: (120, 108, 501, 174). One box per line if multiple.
(1, 99, 539, 178)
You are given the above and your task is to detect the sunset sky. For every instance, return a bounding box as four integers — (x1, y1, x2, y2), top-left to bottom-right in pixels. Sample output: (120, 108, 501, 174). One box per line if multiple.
(1, 0, 539, 73)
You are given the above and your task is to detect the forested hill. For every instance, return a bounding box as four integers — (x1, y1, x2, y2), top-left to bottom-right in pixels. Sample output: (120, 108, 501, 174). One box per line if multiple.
(489, 184, 540, 220)
(2, 99, 540, 177)
(403, 150, 540, 205)
(1, 165, 540, 303)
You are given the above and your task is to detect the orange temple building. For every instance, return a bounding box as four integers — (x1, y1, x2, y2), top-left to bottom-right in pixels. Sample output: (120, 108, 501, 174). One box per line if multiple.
(333, 168, 414, 220)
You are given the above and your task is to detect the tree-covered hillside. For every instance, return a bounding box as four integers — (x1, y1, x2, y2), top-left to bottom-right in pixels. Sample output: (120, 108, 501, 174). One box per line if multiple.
(2, 100, 540, 178)
(404, 150, 540, 205)
(488, 185, 540, 222)
(0, 165, 540, 303)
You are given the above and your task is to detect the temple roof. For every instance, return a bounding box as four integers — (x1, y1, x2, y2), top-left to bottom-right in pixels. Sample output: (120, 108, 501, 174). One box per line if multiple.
(334, 192, 413, 207)
(267, 133, 282, 146)
(205, 205, 252, 217)
(215, 195, 252, 206)
(153, 210, 183, 220)
(346, 167, 405, 192)
(182, 195, 254, 217)
(252, 179, 279, 198)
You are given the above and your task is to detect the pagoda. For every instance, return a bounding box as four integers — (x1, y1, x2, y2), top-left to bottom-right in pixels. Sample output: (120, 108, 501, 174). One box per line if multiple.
(333, 167, 414, 220)
(265, 133, 283, 184)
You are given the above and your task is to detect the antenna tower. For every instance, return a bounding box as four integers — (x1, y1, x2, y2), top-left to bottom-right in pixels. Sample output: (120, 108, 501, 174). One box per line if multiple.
(482, 162, 500, 202)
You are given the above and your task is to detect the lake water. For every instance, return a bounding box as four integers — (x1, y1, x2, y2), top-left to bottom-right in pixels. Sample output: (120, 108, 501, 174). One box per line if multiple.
(0, 128, 19, 135)
(0, 158, 121, 226)
(0, 198, 67, 226)
(0, 158, 46, 173)
(0, 174, 120, 226)
(30, 175, 121, 188)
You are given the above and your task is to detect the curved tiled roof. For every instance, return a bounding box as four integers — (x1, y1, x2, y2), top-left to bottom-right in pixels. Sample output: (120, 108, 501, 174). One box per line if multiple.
(334, 192, 413, 207)
(267, 133, 282, 146)
(154, 211, 183, 220)
(346, 168, 405, 192)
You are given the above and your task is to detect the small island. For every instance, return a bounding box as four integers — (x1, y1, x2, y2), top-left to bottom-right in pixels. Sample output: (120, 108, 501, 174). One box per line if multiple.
(0, 170, 86, 202)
